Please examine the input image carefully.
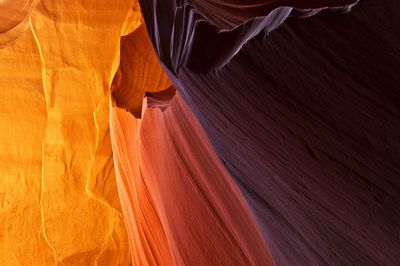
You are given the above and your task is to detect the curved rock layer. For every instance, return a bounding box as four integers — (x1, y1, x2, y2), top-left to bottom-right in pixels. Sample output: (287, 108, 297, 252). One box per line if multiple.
(0, 0, 38, 47)
(112, 23, 171, 117)
(138, 0, 400, 265)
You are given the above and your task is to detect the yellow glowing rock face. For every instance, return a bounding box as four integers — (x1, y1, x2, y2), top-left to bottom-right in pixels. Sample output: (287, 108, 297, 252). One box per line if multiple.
(0, 28, 53, 266)
(0, 0, 138, 265)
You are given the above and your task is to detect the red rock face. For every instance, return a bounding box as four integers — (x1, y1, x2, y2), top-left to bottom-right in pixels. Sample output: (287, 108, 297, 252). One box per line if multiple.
(110, 7, 273, 264)
(111, 92, 273, 265)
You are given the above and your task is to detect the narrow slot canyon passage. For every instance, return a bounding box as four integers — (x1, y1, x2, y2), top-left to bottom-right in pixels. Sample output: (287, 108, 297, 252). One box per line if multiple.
(0, 0, 399, 265)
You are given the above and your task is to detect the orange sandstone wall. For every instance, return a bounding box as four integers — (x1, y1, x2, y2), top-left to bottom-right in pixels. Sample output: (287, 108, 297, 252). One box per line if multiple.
(0, 0, 136, 265)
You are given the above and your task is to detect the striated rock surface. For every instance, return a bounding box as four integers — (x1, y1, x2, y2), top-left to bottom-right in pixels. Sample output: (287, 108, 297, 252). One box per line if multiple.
(139, 0, 400, 265)
(1, 0, 399, 265)
(110, 12, 273, 263)
(0, 0, 135, 265)
(110, 91, 273, 265)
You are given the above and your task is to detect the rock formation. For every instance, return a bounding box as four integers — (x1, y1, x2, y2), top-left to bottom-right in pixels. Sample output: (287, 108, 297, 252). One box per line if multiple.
(0, 0, 399, 265)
